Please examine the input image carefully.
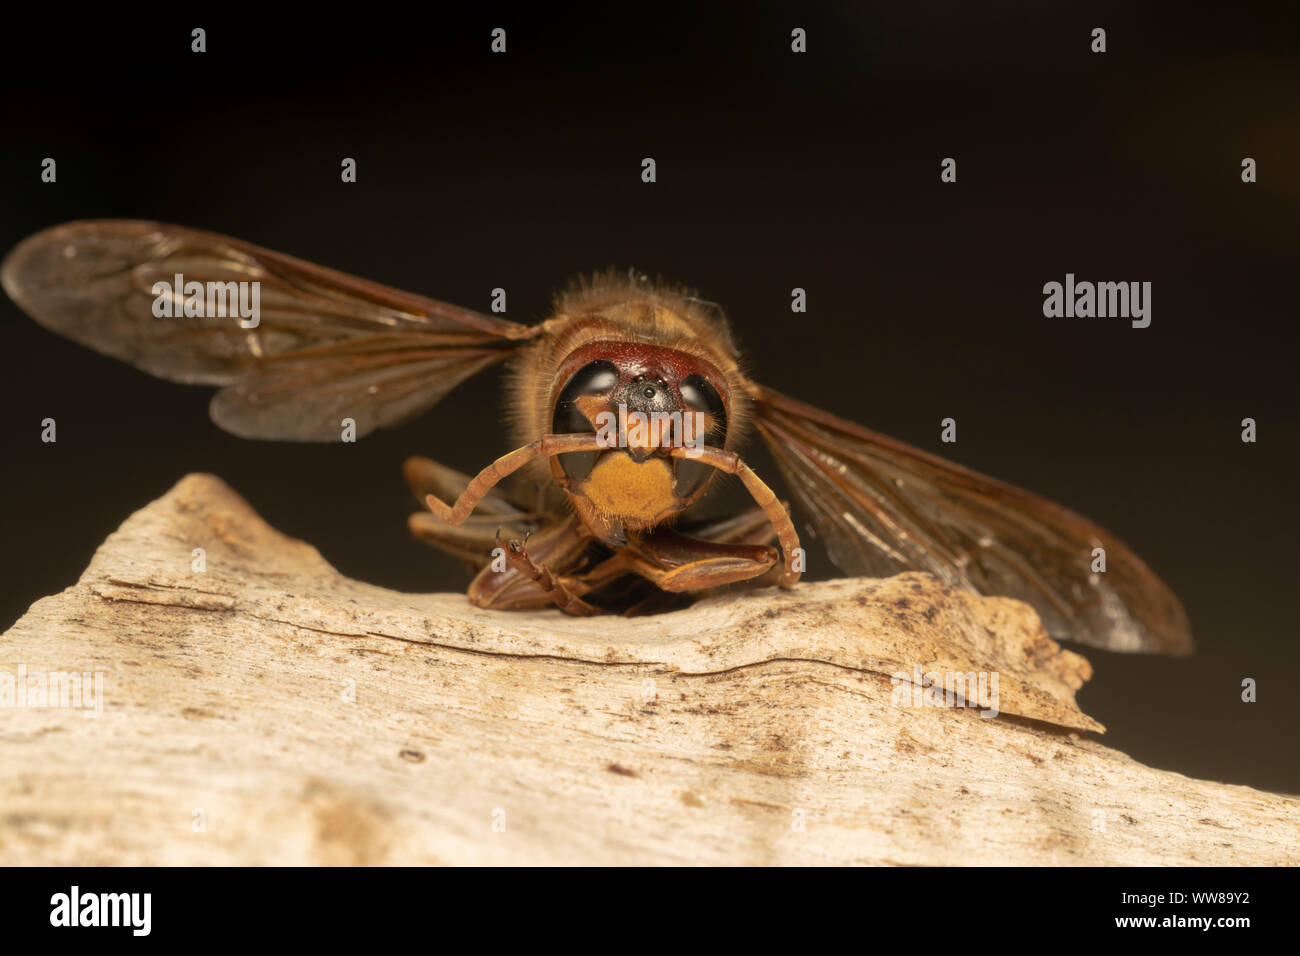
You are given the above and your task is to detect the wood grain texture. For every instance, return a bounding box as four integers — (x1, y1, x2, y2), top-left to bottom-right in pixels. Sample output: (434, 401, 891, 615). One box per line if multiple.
(1, 474, 1295, 865)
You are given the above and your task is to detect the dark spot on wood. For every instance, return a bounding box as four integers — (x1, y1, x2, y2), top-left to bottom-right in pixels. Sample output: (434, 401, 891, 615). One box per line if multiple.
(607, 762, 637, 777)
(399, 749, 425, 763)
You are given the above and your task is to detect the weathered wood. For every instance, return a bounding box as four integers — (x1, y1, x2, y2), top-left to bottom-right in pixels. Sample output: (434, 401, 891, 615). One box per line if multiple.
(1, 474, 1295, 865)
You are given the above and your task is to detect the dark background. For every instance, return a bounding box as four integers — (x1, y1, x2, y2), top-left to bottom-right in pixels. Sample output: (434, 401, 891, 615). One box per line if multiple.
(1, 3, 1296, 792)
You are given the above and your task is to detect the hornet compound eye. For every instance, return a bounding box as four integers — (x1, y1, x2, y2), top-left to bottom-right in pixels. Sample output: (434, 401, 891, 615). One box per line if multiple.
(673, 374, 728, 497)
(551, 360, 619, 480)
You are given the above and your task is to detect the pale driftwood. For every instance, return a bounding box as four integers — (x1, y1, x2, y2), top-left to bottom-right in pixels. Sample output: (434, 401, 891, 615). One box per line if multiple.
(0, 474, 1295, 865)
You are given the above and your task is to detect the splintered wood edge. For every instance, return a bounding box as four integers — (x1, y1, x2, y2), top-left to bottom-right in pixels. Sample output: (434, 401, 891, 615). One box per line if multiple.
(68, 472, 1102, 732)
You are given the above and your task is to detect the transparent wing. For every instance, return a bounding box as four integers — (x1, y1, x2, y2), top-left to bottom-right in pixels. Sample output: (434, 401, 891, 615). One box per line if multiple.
(750, 385, 1192, 655)
(2, 220, 538, 440)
